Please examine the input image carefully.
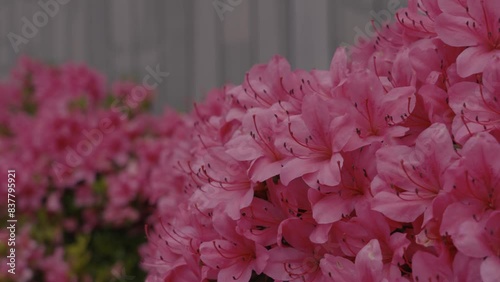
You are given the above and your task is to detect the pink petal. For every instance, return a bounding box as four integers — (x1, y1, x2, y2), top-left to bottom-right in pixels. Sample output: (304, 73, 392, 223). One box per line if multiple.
(412, 251, 453, 282)
(218, 262, 253, 282)
(371, 191, 429, 222)
(435, 14, 481, 47)
(483, 56, 500, 93)
(277, 218, 315, 250)
(452, 252, 483, 282)
(457, 46, 498, 77)
(480, 256, 500, 282)
(467, 0, 500, 32)
(249, 157, 282, 182)
(453, 220, 492, 258)
(280, 157, 324, 185)
(355, 239, 384, 281)
(311, 189, 354, 224)
(263, 247, 308, 281)
(311, 153, 343, 187)
(320, 254, 358, 281)
(438, 0, 468, 16)
(330, 47, 349, 86)
(309, 223, 333, 244)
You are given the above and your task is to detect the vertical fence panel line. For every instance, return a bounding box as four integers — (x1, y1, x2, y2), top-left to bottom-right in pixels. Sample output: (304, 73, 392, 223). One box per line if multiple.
(279, 0, 290, 63)
(313, 0, 329, 70)
(164, 1, 189, 112)
(216, 8, 225, 88)
(223, 0, 252, 86)
(54, 1, 69, 63)
(155, 0, 167, 114)
(66, 0, 75, 63)
(86, 1, 97, 67)
(85, 1, 92, 67)
(184, 0, 194, 110)
(0, 2, 14, 74)
(20, 1, 38, 57)
(138, 0, 161, 112)
(249, 1, 259, 65)
(95, 1, 102, 75)
(132, 0, 140, 79)
(372, 0, 383, 15)
(286, 1, 295, 69)
(160, 0, 172, 113)
(193, 0, 219, 103)
(256, 0, 288, 64)
(43, 0, 55, 64)
(289, 1, 303, 69)
(14, 0, 25, 59)
(103, 0, 112, 79)
(79, 1, 89, 63)
(130, 0, 139, 79)
(328, 1, 339, 57)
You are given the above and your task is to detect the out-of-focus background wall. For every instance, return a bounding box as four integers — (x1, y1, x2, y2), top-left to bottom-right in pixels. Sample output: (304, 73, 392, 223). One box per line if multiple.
(0, 0, 406, 112)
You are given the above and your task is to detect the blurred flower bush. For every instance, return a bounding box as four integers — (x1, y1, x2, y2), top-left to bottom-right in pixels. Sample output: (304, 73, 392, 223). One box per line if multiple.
(0, 56, 184, 281)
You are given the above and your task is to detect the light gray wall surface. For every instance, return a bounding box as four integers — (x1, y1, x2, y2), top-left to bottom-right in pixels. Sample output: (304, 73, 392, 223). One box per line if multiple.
(0, 0, 406, 112)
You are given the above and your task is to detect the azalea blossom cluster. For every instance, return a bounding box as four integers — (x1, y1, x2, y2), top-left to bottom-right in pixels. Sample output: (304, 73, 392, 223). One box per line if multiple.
(0, 56, 180, 281)
(142, 0, 500, 281)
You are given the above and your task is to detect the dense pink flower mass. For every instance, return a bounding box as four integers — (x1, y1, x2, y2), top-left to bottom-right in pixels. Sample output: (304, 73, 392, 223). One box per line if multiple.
(1, 0, 499, 281)
(141, 0, 500, 281)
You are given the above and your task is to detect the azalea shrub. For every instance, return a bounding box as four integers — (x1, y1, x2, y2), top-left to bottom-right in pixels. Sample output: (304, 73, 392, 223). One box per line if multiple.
(142, 0, 500, 281)
(1, 0, 499, 281)
(0, 56, 184, 281)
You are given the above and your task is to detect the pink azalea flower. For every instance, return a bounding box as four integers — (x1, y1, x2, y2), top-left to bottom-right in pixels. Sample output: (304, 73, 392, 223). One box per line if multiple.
(411, 250, 453, 282)
(449, 56, 500, 144)
(264, 218, 330, 281)
(396, 0, 438, 38)
(331, 207, 410, 272)
(237, 197, 285, 246)
(308, 143, 379, 225)
(413, 193, 455, 249)
(372, 123, 458, 224)
(320, 239, 387, 282)
(225, 108, 285, 182)
(159, 255, 206, 282)
(452, 251, 483, 282)
(267, 178, 314, 221)
(200, 210, 269, 282)
(332, 70, 416, 151)
(436, 0, 500, 77)
(409, 38, 462, 88)
(351, 21, 405, 69)
(279, 94, 353, 187)
(186, 147, 254, 219)
(441, 131, 500, 240)
(480, 211, 500, 282)
(142, 204, 217, 280)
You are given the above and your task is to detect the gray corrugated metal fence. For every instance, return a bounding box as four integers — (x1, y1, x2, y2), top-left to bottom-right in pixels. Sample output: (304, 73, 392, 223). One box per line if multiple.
(0, 0, 405, 112)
